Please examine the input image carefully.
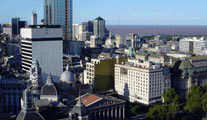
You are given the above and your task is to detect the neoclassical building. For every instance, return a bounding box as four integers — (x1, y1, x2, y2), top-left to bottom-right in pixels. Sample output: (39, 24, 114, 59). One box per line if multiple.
(41, 74, 59, 102)
(171, 56, 207, 101)
(16, 60, 126, 120)
(0, 76, 26, 114)
(16, 87, 45, 120)
(69, 93, 126, 120)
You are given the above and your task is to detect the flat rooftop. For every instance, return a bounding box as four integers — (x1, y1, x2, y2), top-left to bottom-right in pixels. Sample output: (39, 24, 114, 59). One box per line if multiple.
(25, 25, 61, 29)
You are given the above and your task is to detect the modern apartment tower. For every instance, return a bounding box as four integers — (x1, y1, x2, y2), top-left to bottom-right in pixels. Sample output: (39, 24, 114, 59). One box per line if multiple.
(20, 25, 63, 82)
(31, 12, 37, 25)
(44, 0, 72, 40)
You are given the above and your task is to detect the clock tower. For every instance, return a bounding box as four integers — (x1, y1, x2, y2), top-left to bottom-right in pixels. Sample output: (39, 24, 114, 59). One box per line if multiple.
(30, 59, 42, 89)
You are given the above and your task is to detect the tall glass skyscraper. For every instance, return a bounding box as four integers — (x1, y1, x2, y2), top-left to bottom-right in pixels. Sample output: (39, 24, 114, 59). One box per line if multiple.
(44, 0, 72, 40)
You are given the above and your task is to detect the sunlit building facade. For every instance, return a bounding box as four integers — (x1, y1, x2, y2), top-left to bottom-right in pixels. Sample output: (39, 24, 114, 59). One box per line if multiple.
(44, 0, 72, 40)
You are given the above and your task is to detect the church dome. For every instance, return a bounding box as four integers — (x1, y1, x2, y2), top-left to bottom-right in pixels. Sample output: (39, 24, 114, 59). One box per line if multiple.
(16, 109, 45, 120)
(41, 74, 58, 96)
(60, 65, 74, 84)
(41, 85, 57, 96)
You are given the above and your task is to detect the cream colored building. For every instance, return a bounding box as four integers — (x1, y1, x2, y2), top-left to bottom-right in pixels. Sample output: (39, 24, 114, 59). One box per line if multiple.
(114, 59, 170, 105)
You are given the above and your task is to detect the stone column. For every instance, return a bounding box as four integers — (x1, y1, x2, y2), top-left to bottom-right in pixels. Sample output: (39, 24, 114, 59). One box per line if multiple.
(94, 111, 97, 120)
(111, 108, 114, 119)
(107, 109, 110, 120)
(103, 109, 105, 119)
(99, 111, 101, 118)
(115, 108, 117, 119)
(119, 107, 122, 119)
(122, 107, 125, 119)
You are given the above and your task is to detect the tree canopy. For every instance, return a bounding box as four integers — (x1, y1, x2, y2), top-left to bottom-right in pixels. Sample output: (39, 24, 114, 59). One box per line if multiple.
(184, 85, 202, 113)
(147, 105, 166, 120)
(147, 88, 180, 120)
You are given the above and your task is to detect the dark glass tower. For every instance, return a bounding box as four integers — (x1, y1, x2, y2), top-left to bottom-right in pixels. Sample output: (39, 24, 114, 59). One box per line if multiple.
(44, 0, 72, 40)
(12, 17, 20, 35)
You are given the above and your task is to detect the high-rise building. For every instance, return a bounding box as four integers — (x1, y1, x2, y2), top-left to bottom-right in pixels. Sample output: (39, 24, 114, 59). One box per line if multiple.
(20, 25, 63, 82)
(0, 24, 2, 33)
(72, 24, 80, 40)
(31, 12, 37, 25)
(82, 21, 93, 33)
(69, 41, 84, 56)
(18, 21, 27, 34)
(93, 17, 105, 38)
(12, 17, 20, 35)
(44, 0, 72, 40)
(82, 31, 93, 41)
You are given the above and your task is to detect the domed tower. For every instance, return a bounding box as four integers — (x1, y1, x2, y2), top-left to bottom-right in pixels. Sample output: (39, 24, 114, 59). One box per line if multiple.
(30, 59, 42, 89)
(29, 59, 42, 99)
(129, 47, 136, 58)
(40, 74, 58, 103)
(17, 81, 45, 120)
(16, 109, 45, 120)
(60, 65, 76, 90)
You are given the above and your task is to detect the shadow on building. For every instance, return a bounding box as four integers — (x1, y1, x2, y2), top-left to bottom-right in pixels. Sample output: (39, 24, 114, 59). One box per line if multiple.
(124, 83, 129, 101)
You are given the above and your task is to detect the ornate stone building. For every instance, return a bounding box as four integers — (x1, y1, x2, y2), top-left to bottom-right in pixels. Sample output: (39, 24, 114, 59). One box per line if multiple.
(171, 56, 207, 101)
(72, 93, 126, 120)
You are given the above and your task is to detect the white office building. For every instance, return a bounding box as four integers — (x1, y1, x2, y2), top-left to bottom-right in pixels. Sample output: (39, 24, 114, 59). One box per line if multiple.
(20, 25, 63, 82)
(31, 12, 37, 25)
(115, 59, 170, 105)
(179, 37, 207, 55)
(72, 24, 83, 41)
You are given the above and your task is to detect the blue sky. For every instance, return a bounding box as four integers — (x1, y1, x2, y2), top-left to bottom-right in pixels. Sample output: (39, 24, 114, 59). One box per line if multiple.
(0, 0, 207, 25)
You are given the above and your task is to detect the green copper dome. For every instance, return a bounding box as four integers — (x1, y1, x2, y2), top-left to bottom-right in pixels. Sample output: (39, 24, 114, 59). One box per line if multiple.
(32, 59, 39, 66)
(129, 47, 136, 58)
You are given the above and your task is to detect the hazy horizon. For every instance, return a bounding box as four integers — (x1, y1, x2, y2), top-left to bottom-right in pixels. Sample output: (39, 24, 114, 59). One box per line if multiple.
(107, 25, 207, 36)
(1, 0, 207, 25)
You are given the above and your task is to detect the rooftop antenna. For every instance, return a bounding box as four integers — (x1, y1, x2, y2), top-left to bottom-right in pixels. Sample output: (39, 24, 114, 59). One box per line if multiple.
(172, 12, 175, 41)
(118, 15, 120, 26)
(153, 12, 157, 40)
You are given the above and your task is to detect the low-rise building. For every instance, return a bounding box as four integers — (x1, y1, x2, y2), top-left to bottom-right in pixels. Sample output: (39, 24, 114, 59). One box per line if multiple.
(0, 76, 26, 114)
(136, 52, 171, 66)
(69, 93, 126, 120)
(179, 37, 207, 55)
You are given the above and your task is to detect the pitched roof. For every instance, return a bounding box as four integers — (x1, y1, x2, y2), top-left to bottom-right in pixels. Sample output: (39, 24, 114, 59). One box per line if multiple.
(16, 109, 45, 120)
(80, 93, 103, 107)
(179, 60, 193, 70)
(95, 16, 104, 21)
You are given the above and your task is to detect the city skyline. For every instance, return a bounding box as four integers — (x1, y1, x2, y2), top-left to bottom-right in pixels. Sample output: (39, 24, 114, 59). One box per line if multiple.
(1, 0, 207, 25)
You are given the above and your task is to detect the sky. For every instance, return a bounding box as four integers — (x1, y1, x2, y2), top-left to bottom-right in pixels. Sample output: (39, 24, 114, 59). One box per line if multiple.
(0, 0, 207, 25)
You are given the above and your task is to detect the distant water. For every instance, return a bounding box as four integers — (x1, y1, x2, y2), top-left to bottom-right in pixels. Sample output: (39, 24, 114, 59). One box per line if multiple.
(107, 25, 207, 36)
